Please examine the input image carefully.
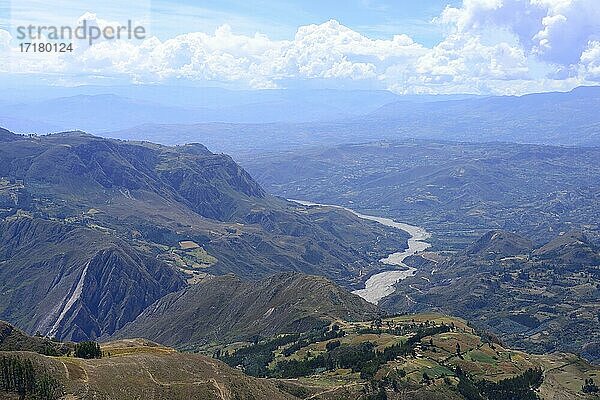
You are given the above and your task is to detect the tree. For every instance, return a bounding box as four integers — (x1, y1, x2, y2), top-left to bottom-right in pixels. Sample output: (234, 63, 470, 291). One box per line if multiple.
(326, 340, 341, 352)
(422, 372, 431, 384)
(583, 378, 599, 393)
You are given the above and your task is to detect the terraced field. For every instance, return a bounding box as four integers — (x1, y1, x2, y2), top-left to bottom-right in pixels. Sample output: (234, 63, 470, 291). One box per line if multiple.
(216, 313, 600, 400)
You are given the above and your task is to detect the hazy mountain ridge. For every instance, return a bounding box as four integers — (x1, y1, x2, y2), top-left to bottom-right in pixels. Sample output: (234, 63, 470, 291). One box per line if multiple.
(103, 87, 600, 158)
(363, 86, 600, 146)
(0, 88, 406, 134)
(244, 139, 600, 249)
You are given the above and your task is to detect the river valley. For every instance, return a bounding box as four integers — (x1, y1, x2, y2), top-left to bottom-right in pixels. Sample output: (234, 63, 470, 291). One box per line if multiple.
(290, 200, 431, 304)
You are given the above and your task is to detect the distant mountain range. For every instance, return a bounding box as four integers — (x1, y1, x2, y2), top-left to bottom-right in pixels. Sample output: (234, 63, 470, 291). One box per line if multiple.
(0, 87, 407, 133)
(105, 86, 600, 156)
(3, 86, 600, 152)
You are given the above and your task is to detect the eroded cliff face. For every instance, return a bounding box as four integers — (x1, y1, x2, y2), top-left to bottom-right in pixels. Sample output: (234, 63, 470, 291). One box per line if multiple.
(0, 217, 185, 341)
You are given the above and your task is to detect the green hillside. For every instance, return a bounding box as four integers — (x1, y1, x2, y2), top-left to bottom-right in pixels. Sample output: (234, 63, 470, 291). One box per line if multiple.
(214, 313, 600, 400)
(2, 314, 599, 400)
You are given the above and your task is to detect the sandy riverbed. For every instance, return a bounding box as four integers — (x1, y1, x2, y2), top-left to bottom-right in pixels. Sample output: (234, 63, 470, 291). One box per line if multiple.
(290, 199, 431, 304)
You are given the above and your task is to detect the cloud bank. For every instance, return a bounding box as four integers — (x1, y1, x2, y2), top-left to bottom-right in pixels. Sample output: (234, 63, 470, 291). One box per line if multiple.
(2, 0, 600, 94)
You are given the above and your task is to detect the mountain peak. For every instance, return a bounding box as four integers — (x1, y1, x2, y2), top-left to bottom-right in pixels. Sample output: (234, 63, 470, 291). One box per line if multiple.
(533, 230, 599, 265)
(465, 230, 532, 258)
(45, 130, 96, 138)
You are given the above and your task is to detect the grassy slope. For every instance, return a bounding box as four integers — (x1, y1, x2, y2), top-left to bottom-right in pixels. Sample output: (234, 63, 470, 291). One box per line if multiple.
(0, 321, 70, 355)
(1, 340, 295, 400)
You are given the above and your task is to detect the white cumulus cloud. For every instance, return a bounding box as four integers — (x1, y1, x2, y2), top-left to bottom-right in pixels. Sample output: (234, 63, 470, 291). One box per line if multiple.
(2, 2, 600, 94)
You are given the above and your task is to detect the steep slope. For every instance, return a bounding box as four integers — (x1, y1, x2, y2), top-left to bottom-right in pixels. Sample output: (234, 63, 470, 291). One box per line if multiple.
(113, 273, 380, 349)
(381, 231, 600, 363)
(0, 218, 185, 341)
(0, 321, 69, 355)
(0, 127, 19, 142)
(0, 128, 407, 341)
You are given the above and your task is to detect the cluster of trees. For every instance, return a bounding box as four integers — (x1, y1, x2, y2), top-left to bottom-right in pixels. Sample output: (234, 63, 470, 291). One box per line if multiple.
(282, 326, 344, 357)
(357, 320, 454, 336)
(219, 325, 345, 377)
(272, 325, 452, 379)
(273, 342, 377, 379)
(457, 365, 544, 400)
(0, 355, 62, 400)
(219, 334, 301, 376)
(74, 341, 102, 359)
(325, 340, 341, 352)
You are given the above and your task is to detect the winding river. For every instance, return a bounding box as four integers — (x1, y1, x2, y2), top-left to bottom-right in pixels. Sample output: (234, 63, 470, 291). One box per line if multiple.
(290, 200, 431, 304)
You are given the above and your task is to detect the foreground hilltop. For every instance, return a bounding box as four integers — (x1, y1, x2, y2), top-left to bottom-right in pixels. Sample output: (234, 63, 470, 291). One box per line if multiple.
(0, 332, 294, 400)
(0, 128, 407, 341)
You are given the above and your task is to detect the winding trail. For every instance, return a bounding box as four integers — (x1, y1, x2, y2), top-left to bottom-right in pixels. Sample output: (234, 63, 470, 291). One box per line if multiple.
(290, 200, 431, 304)
(144, 369, 227, 399)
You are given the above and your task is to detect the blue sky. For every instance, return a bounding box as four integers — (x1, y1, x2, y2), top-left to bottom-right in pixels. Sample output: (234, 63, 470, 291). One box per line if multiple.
(146, 0, 461, 45)
(1, 0, 460, 45)
(1, 0, 599, 94)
